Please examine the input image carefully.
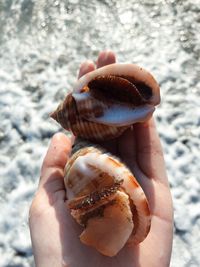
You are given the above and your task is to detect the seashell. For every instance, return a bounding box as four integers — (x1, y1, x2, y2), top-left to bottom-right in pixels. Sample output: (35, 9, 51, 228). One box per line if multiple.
(50, 63, 158, 256)
(51, 63, 160, 141)
(64, 146, 151, 257)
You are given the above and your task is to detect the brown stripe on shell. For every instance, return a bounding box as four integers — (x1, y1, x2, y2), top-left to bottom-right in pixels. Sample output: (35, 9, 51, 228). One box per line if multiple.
(68, 180, 123, 211)
(70, 193, 116, 224)
(84, 165, 119, 190)
(120, 76, 153, 101)
(79, 200, 116, 227)
(50, 93, 76, 131)
(67, 169, 118, 198)
(77, 199, 115, 227)
(91, 120, 101, 140)
(70, 119, 128, 141)
(140, 197, 151, 216)
(107, 157, 123, 167)
(88, 75, 146, 106)
(66, 94, 78, 128)
(65, 146, 101, 183)
(73, 94, 106, 119)
(129, 199, 139, 236)
(128, 175, 140, 188)
(120, 172, 151, 245)
(51, 92, 123, 141)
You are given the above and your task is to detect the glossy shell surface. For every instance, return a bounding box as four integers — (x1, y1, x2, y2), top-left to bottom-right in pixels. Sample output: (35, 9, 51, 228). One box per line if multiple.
(64, 147, 151, 257)
(51, 63, 160, 141)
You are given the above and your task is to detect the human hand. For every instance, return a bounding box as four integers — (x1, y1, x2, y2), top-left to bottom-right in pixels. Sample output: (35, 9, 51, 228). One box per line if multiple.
(29, 51, 173, 267)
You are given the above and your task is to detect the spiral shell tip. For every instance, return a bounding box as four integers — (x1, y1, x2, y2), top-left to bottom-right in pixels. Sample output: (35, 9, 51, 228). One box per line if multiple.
(50, 111, 57, 121)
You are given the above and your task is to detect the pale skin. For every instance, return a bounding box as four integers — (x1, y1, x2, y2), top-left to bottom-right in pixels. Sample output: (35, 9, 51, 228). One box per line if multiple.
(29, 51, 174, 267)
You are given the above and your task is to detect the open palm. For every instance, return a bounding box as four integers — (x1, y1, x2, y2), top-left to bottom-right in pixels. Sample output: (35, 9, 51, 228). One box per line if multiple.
(29, 51, 173, 267)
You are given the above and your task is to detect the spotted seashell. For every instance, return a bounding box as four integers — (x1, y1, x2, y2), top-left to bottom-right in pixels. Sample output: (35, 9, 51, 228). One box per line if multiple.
(51, 63, 160, 141)
(64, 146, 151, 257)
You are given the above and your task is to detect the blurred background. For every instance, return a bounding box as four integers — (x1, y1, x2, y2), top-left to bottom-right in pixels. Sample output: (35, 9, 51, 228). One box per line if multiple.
(0, 0, 200, 266)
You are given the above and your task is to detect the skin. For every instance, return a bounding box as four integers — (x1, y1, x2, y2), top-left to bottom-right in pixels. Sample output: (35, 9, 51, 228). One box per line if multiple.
(29, 51, 173, 267)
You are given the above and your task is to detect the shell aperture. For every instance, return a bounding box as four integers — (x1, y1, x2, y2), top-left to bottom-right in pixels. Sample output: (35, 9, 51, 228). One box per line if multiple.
(72, 91, 155, 126)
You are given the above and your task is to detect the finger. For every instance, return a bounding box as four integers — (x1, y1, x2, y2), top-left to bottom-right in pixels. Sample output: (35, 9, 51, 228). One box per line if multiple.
(96, 138, 118, 156)
(96, 50, 116, 68)
(39, 133, 71, 191)
(78, 60, 95, 79)
(134, 117, 168, 184)
(117, 127, 137, 167)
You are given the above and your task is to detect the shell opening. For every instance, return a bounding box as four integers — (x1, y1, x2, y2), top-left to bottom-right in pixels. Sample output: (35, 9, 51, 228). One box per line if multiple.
(88, 75, 152, 105)
(71, 74, 156, 127)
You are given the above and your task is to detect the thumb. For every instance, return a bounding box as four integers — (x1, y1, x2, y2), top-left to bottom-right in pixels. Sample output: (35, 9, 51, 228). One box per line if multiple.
(38, 133, 72, 193)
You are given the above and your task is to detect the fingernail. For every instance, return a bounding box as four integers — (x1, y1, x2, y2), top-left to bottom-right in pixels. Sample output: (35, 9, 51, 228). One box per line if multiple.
(100, 51, 109, 61)
(81, 60, 94, 72)
(100, 50, 115, 63)
(49, 133, 66, 150)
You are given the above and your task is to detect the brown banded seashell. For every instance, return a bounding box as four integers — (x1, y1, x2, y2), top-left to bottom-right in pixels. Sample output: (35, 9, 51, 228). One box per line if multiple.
(51, 63, 160, 141)
(51, 93, 127, 141)
(64, 146, 151, 257)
